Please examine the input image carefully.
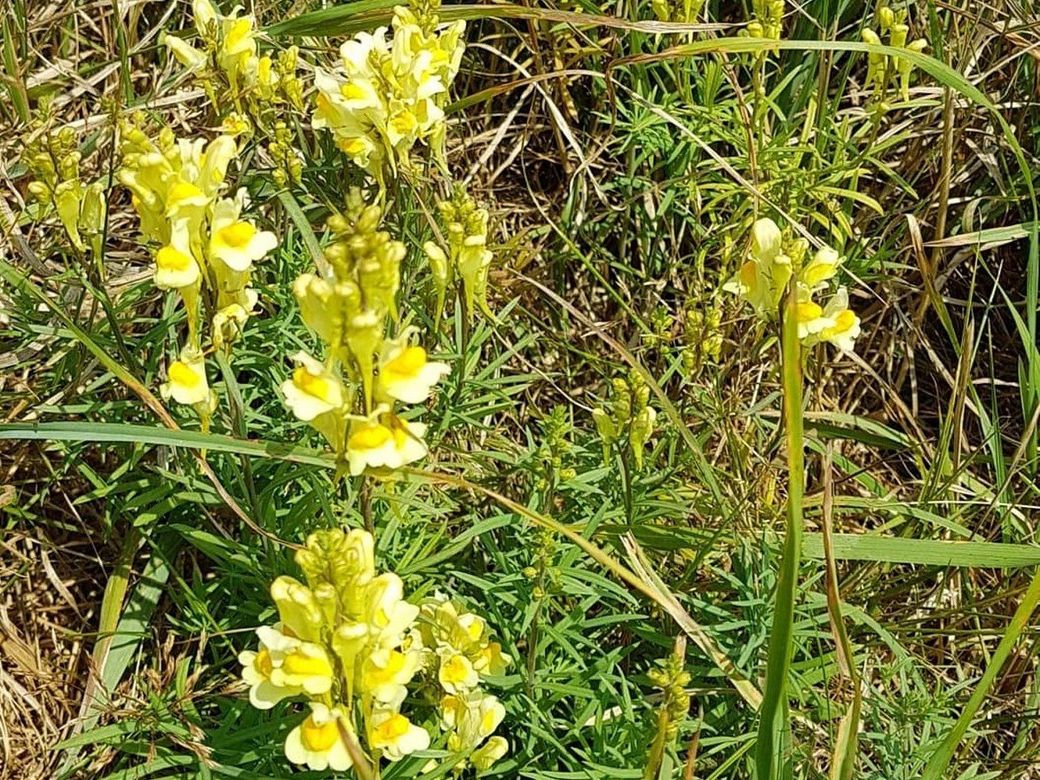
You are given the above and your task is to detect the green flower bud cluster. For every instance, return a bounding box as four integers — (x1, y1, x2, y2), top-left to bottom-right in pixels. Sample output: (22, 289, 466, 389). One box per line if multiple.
(746, 0, 784, 40)
(647, 649, 691, 741)
(410, 0, 444, 35)
(680, 300, 723, 376)
(268, 121, 303, 187)
(523, 527, 560, 600)
(23, 114, 105, 254)
(643, 305, 674, 349)
(591, 370, 657, 470)
(316, 190, 406, 401)
(423, 186, 495, 323)
(862, 5, 928, 105)
(535, 405, 575, 490)
(650, 0, 705, 24)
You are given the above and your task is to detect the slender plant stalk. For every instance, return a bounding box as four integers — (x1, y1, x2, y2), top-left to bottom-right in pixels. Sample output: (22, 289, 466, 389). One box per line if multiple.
(755, 284, 805, 780)
(821, 446, 861, 780)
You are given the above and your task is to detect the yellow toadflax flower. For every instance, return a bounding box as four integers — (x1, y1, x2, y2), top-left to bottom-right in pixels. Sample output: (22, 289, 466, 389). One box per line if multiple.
(376, 333, 451, 404)
(799, 246, 843, 292)
(368, 707, 430, 761)
(345, 411, 428, 476)
(284, 703, 355, 772)
(438, 651, 479, 694)
(723, 217, 793, 316)
(209, 191, 278, 273)
(281, 352, 346, 422)
(814, 287, 861, 352)
(441, 690, 507, 754)
(270, 575, 327, 643)
(472, 735, 510, 771)
(238, 626, 306, 709)
(362, 646, 423, 703)
(154, 240, 202, 291)
(269, 641, 336, 697)
(160, 348, 210, 406)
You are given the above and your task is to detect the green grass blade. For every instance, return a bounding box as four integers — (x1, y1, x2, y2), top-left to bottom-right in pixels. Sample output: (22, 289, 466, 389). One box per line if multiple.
(267, 2, 722, 37)
(803, 534, 1040, 568)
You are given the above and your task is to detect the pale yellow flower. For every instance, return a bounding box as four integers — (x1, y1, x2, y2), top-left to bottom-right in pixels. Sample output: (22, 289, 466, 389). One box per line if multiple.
(376, 337, 450, 404)
(153, 241, 201, 290)
(441, 691, 506, 752)
(474, 641, 512, 676)
(799, 246, 842, 292)
(292, 273, 338, 344)
(192, 0, 217, 30)
(210, 193, 278, 272)
(284, 703, 354, 772)
(723, 218, 792, 315)
(361, 646, 422, 702)
(281, 352, 345, 422)
(438, 651, 479, 694)
(160, 348, 209, 406)
(345, 413, 427, 476)
(238, 626, 304, 709)
(368, 708, 430, 761)
(164, 34, 206, 71)
(212, 302, 250, 349)
(472, 735, 509, 771)
(365, 573, 420, 639)
(816, 287, 861, 352)
(795, 299, 831, 340)
(268, 641, 335, 696)
(750, 217, 783, 263)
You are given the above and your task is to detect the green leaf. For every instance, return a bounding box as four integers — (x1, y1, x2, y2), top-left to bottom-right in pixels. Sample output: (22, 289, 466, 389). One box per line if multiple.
(804, 533, 1040, 568)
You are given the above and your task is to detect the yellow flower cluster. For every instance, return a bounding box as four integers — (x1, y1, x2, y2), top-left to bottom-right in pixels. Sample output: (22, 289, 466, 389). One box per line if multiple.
(419, 596, 511, 771)
(118, 117, 278, 423)
(312, 0, 465, 188)
(23, 120, 105, 257)
(281, 189, 450, 476)
(862, 5, 927, 102)
(422, 186, 496, 322)
(164, 0, 303, 124)
(725, 217, 860, 352)
(239, 529, 509, 772)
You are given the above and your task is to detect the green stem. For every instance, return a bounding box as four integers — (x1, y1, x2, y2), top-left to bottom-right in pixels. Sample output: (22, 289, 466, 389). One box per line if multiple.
(755, 286, 805, 780)
(453, 289, 471, 406)
(619, 447, 634, 528)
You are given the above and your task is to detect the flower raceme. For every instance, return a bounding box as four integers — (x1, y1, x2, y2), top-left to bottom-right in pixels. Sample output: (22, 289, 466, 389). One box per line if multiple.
(312, 0, 465, 187)
(281, 190, 450, 476)
(163, 0, 303, 123)
(119, 117, 279, 426)
(422, 186, 497, 322)
(725, 217, 861, 353)
(862, 5, 928, 103)
(239, 529, 510, 773)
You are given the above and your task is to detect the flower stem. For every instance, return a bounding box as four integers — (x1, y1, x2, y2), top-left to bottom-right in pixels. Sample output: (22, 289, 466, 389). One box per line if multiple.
(754, 283, 805, 780)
